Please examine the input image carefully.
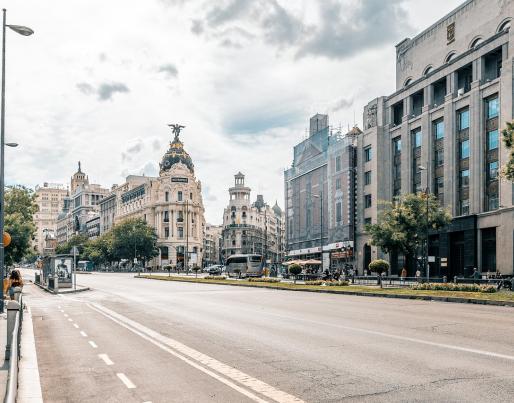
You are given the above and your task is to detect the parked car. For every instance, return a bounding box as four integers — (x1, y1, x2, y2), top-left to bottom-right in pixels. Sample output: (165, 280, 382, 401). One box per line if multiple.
(207, 265, 224, 275)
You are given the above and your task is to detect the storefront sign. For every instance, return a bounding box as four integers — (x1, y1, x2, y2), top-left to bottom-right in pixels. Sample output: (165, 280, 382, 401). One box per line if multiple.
(172, 177, 188, 183)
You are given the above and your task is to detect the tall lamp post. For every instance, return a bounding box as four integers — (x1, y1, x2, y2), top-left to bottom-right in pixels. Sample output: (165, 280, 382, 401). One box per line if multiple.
(419, 166, 430, 280)
(313, 192, 323, 273)
(1, 9, 33, 312)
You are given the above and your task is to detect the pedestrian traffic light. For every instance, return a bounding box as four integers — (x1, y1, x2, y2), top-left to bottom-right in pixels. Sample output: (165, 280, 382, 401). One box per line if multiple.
(3, 232, 11, 248)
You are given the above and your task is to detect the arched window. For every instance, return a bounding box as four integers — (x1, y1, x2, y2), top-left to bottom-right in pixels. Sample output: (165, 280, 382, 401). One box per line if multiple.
(469, 36, 483, 49)
(422, 65, 433, 76)
(403, 77, 412, 87)
(444, 52, 456, 63)
(497, 19, 511, 33)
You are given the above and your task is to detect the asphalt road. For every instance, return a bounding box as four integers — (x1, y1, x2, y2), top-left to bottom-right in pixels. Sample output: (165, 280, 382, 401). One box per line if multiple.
(23, 271, 514, 402)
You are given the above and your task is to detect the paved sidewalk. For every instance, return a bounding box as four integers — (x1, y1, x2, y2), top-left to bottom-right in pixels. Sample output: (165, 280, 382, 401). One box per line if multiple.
(0, 312, 7, 400)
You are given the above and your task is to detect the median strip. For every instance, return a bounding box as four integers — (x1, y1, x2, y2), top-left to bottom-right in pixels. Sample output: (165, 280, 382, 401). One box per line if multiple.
(136, 275, 514, 307)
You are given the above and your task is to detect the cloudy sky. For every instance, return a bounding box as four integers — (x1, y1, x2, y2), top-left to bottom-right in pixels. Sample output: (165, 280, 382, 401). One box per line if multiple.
(3, 0, 463, 224)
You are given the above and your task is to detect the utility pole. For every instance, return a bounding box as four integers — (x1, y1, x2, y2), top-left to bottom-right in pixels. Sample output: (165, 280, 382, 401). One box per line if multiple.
(185, 198, 189, 272)
(320, 191, 323, 271)
(264, 208, 268, 264)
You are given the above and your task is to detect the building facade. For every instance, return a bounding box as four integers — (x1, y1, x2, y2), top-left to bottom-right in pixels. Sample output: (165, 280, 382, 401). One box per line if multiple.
(204, 223, 222, 267)
(102, 128, 206, 269)
(284, 115, 359, 271)
(355, 0, 514, 276)
(33, 183, 68, 254)
(221, 172, 285, 265)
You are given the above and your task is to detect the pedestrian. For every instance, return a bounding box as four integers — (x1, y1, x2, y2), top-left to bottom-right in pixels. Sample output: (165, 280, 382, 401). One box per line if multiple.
(8, 269, 23, 300)
(415, 269, 421, 282)
(473, 268, 481, 280)
(400, 267, 407, 284)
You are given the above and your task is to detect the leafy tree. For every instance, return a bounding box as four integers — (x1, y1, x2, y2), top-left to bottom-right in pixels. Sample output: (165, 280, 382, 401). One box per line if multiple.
(501, 120, 514, 181)
(55, 234, 89, 257)
(192, 265, 201, 278)
(111, 218, 158, 264)
(366, 193, 451, 272)
(83, 232, 114, 267)
(369, 259, 390, 287)
(4, 186, 37, 265)
(288, 263, 302, 284)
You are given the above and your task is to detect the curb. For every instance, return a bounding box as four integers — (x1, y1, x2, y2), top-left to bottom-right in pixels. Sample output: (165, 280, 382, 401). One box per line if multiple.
(136, 276, 514, 308)
(33, 281, 90, 294)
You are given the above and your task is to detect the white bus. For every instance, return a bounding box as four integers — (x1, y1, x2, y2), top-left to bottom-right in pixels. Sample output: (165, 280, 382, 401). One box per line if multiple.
(225, 254, 263, 278)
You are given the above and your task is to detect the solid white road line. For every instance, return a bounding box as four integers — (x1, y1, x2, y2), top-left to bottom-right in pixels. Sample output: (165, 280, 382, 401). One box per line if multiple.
(88, 341, 98, 348)
(73, 324, 79, 329)
(98, 354, 114, 366)
(117, 373, 136, 389)
(89, 303, 303, 403)
(80, 331, 88, 337)
(68, 318, 73, 322)
(18, 306, 44, 403)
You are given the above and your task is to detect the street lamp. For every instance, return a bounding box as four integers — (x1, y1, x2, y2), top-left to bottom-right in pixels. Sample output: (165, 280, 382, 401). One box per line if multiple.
(1, 9, 33, 313)
(418, 166, 430, 280)
(312, 192, 323, 273)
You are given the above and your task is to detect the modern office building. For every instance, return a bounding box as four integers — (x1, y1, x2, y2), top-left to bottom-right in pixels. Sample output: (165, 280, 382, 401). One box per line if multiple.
(221, 173, 285, 265)
(355, 0, 514, 276)
(284, 115, 359, 271)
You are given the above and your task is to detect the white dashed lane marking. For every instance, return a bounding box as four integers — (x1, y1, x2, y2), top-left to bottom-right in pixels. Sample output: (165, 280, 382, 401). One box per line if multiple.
(98, 354, 114, 366)
(117, 373, 136, 389)
(88, 341, 98, 349)
(80, 331, 87, 337)
(64, 314, 68, 317)
(73, 324, 79, 329)
(68, 318, 73, 322)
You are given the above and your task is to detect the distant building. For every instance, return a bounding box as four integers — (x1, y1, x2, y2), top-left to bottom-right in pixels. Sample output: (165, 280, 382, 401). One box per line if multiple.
(222, 172, 285, 264)
(204, 224, 222, 266)
(33, 183, 68, 254)
(284, 115, 359, 271)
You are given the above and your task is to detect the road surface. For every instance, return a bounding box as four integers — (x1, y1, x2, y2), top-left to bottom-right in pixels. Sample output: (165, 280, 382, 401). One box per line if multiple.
(24, 271, 514, 402)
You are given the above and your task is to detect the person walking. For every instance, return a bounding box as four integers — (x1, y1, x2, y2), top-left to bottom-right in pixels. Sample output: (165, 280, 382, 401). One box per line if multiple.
(415, 269, 421, 282)
(473, 268, 481, 280)
(400, 267, 407, 285)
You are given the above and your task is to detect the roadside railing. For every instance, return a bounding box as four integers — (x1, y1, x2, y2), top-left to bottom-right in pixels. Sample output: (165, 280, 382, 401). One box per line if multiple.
(4, 287, 23, 403)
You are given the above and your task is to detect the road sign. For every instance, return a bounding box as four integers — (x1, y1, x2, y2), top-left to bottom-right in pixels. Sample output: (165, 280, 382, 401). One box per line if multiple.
(70, 246, 79, 255)
(428, 256, 436, 263)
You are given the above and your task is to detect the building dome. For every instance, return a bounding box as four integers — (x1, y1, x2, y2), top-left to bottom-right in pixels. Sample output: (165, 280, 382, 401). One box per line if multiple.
(272, 200, 282, 215)
(159, 124, 194, 174)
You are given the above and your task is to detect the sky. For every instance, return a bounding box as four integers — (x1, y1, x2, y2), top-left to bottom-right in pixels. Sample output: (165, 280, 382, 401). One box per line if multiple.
(3, 0, 463, 224)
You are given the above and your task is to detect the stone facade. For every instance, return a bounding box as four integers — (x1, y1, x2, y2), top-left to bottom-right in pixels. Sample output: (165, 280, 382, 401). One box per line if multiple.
(33, 183, 68, 254)
(221, 173, 285, 264)
(355, 0, 514, 276)
(204, 223, 222, 266)
(284, 115, 359, 270)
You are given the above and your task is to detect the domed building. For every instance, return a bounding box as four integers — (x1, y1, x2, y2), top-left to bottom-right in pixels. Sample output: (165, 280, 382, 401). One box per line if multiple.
(104, 125, 206, 269)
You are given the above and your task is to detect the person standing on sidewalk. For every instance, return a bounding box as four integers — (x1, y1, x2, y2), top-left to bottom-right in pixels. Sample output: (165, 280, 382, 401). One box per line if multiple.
(400, 267, 407, 284)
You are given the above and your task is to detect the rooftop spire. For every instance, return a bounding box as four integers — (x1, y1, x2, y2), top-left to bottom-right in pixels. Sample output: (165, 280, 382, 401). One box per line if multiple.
(168, 123, 186, 142)
(78, 161, 82, 173)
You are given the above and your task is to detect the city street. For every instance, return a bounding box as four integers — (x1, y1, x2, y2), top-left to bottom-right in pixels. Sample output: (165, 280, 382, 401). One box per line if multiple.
(21, 271, 514, 402)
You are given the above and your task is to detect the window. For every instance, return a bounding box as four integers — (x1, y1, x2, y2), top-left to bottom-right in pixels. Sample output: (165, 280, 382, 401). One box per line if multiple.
(163, 211, 169, 222)
(335, 156, 341, 171)
(336, 202, 342, 223)
(364, 147, 372, 162)
(460, 139, 470, 159)
(435, 176, 444, 195)
(434, 119, 444, 140)
(190, 192, 193, 200)
(487, 130, 499, 150)
(458, 109, 469, 130)
(335, 178, 341, 190)
(460, 199, 470, 216)
(178, 191, 183, 201)
(364, 217, 372, 226)
(487, 161, 499, 180)
(164, 227, 170, 238)
(435, 149, 444, 166)
(364, 194, 372, 209)
(412, 128, 422, 148)
(165, 191, 169, 202)
(487, 96, 499, 119)
(392, 102, 403, 125)
(364, 171, 372, 186)
(393, 137, 401, 153)
(411, 90, 424, 117)
(460, 169, 470, 187)
(487, 195, 499, 211)
(178, 227, 184, 238)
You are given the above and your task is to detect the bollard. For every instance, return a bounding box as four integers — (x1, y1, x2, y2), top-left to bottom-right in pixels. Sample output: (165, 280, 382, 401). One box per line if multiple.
(5, 300, 20, 360)
(13, 287, 22, 302)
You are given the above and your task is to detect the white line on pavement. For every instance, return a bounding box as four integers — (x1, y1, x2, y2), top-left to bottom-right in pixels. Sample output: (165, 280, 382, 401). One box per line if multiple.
(58, 305, 61, 309)
(80, 331, 88, 337)
(98, 354, 114, 365)
(73, 324, 79, 329)
(88, 341, 98, 348)
(68, 318, 73, 322)
(117, 373, 136, 389)
(64, 313, 68, 317)
(89, 303, 303, 403)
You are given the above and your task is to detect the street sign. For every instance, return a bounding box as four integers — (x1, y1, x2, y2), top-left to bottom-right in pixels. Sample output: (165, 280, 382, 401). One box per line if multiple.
(70, 246, 79, 255)
(428, 256, 436, 263)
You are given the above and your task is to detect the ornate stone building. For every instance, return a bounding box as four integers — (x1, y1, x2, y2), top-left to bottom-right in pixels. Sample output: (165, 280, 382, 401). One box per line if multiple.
(222, 172, 285, 264)
(100, 126, 206, 269)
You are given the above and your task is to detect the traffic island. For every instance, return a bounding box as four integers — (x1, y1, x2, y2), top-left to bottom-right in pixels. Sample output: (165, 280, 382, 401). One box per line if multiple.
(136, 275, 514, 308)
(33, 280, 90, 294)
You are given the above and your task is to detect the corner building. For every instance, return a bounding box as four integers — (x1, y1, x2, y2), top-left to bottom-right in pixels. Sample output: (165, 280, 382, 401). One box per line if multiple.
(356, 0, 514, 276)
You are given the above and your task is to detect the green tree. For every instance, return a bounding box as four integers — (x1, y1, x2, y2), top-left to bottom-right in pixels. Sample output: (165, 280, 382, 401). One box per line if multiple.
(111, 218, 158, 264)
(366, 193, 451, 271)
(4, 186, 37, 265)
(55, 234, 89, 256)
(369, 259, 390, 287)
(288, 263, 302, 284)
(501, 120, 514, 181)
(83, 232, 114, 267)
